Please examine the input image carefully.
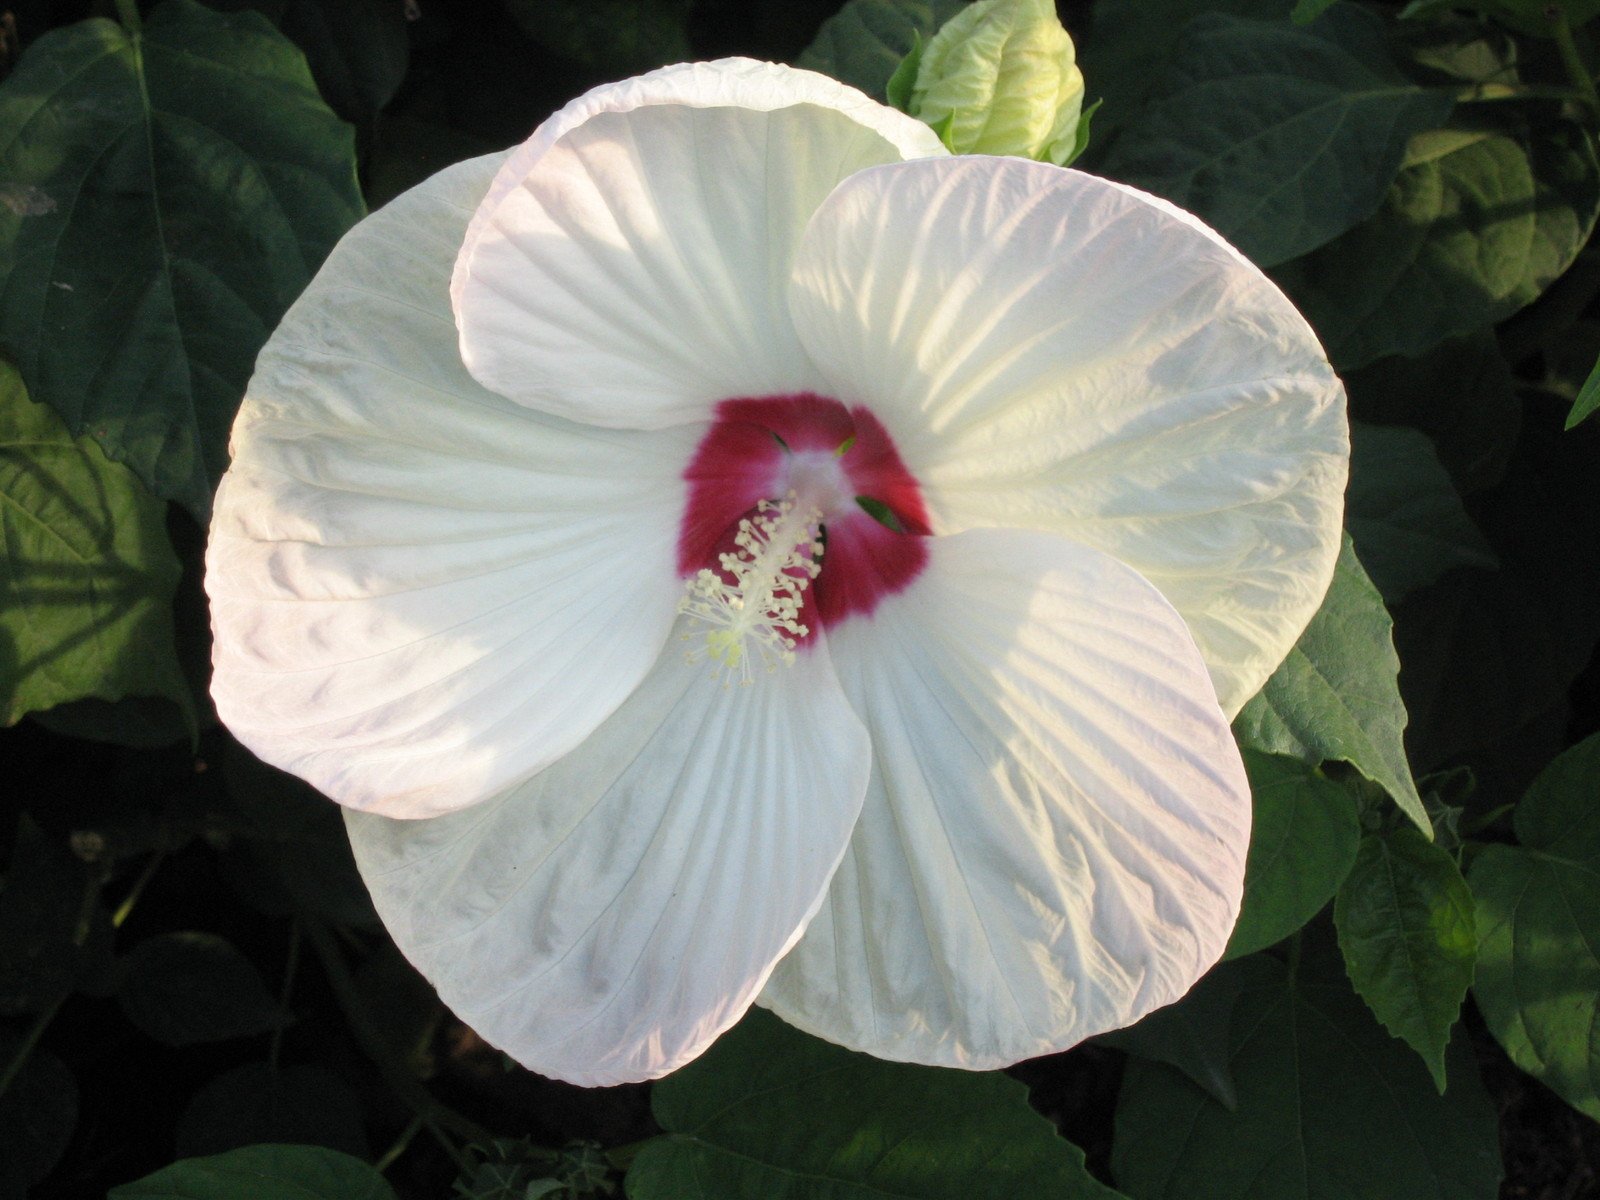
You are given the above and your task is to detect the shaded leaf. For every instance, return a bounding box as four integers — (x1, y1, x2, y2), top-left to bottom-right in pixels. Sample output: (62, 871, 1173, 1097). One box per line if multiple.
(1471, 733, 1600, 1119)
(1333, 826, 1476, 1091)
(176, 1062, 367, 1159)
(1346, 421, 1496, 604)
(0, 1037, 76, 1198)
(1099, 7, 1453, 267)
(118, 930, 282, 1046)
(1566, 351, 1600, 429)
(797, 0, 969, 100)
(1274, 120, 1600, 370)
(629, 1008, 1125, 1199)
(1234, 535, 1428, 834)
(503, 0, 691, 74)
(0, 815, 112, 1015)
(1224, 751, 1360, 959)
(109, 1144, 397, 1199)
(0, 0, 364, 518)
(1112, 952, 1501, 1200)
(0, 362, 187, 727)
(1098, 962, 1245, 1109)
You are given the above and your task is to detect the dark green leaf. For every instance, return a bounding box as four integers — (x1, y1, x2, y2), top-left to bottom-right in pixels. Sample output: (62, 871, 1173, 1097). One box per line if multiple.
(0, 362, 188, 728)
(1566, 352, 1600, 429)
(118, 930, 283, 1046)
(629, 1008, 1125, 1200)
(798, 0, 969, 100)
(1470, 733, 1600, 1119)
(0, 815, 112, 1015)
(1400, 0, 1600, 37)
(176, 1062, 367, 1159)
(1346, 421, 1496, 604)
(1098, 962, 1245, 1109)
(1234, 535, 1428, 835)
(109, 1144, 398, 1199)
(502, 0, 691, 74)
(1292, 0, 1339, 20)
(1224, 751, 1360, 959)
(1111, 953, 1501, 1200)
(363, 120, 496, 213)
(1099, 7, 1453, 267)
(1333, 827, 1476, 1091)
(1273, 120, 1600, 370)
(0, 0, 364, 519)
(0, 1038, 76, 1198)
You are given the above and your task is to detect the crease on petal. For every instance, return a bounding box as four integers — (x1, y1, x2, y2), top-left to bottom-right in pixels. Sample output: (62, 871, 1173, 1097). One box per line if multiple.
(451, 58, 948, 430)
(761, 527, 1250, 1069)
(786, 155, 1348, 715)
(347, 626, 871, 1086)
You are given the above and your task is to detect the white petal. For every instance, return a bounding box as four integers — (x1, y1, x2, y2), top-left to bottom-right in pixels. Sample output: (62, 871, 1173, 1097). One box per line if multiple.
(786, 156, 1348, 715)
(760, 528, 1251, 1069)
(207, 154, 698, 819)
(346, 630, 871, 1087)
(452, 58, 947, 429)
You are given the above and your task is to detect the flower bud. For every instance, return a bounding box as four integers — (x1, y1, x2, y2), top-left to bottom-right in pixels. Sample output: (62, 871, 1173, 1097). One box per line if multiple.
(906, 0, 1086, 164)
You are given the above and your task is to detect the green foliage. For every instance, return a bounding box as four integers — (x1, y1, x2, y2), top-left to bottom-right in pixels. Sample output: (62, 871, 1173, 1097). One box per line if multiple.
(117, 930, 283, 1046)
(1098, 6, 1454, 267)
(1273, 121, 1600, 369)
(1234, 536, 1429, 834)
(1333, 826, 1477, 1091)
(1111, 952, 1502, 1200)
(108, 1144, 399, 1199)
(798, 0, 971, 100)
(1224, 751, 1361, 959)
(175, 1062, 368, 1159)
(1471, 733, 1600, 1119)
(0, 1037, 76, 1198)
(0, 362, 188, 728)
(0, 816, 113, 1015)
(1566, 351, 1600, 428)
(629, 1008, 1125, 1199)
(502, 0, 692, 75)
(1098, 962, 1244, 1109)
(1345, 421, 1496, 604)
(0, 0, 364, 519)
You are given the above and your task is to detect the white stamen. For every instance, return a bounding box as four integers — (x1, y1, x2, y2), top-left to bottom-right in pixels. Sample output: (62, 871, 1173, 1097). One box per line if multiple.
(679, 492, 824, 686)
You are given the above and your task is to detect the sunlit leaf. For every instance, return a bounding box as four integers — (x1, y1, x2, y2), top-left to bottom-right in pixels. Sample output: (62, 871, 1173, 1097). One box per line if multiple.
(0, 362, 187, 728)
(1334, 826, 1476, 1091)
(1099, 6, 1453, 267)
(1235, 536, 1429, 834)
(629, 1008, 1125, 1199)
(1471, 733, 1600, 1120)
(0, 0, 364, 518)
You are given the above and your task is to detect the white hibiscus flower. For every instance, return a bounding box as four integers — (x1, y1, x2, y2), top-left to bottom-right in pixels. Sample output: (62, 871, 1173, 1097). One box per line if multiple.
(205, 59, 1348, 1087)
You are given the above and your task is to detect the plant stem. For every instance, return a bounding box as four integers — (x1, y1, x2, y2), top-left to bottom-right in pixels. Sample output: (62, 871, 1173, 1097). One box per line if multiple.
(111, 849, 164, 930)
(113, 0, 142, 32)
(300, 916, 489, 1165)
(374, 1114, 425, 1174)
(1549, 4, 1600, 119)
(267, 920, 301, 1073)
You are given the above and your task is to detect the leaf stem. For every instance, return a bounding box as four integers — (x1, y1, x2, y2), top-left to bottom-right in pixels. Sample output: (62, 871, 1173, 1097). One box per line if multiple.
(113, 0, 142, 32)
(267, 920, 301, 1073)
(1548, 4, 1600, 120)
(300, 916, 489, 1166)
(111, 849, 164, 929)
(374, 1114, 425, 1174)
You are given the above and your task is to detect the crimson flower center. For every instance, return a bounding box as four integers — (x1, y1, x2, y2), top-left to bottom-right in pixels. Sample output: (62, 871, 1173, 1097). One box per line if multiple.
(676, 394, 931, 673)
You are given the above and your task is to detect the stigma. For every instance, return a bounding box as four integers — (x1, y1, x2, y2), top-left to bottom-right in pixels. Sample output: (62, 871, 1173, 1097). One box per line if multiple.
(679, 494, 824, 686)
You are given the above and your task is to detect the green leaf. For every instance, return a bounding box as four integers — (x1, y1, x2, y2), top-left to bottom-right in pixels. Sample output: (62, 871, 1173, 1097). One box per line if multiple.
(1097, 7, 1452, 267)
(501, 0, 691, 74)
(1401, 0, 1600, 37)
(886, 31, 925, 112)
(1224, 751, 1361, 959)
(1111, 953, 1502, 1200)
(0, 1038, 76, 1199)
(176, 1062, 368, 1159)
(117, 930, 283, 1046)
(1098, 962, 1245, 1109)
(1273, 120, 1600, 370)
(109, 1144, 398, 1200)
(1333, 827, 1476, 1091)
(1470, 733, 1600, 1119)
(629, 1008, 1125, 1200)
(1291, 0, 1339, 20)
(0, 362, 188, 728)
(1234, 535, 1429, 835)
(798, 0, 970, 100)
(1346, 421, 1496, 604)
(1060, 97, 1100, 166)
(0, 0, 364, 519)
(1565, 352, 1600, 429)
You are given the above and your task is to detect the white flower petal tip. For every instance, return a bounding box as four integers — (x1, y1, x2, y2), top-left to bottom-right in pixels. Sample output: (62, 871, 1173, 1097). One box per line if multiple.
(786, 154, 1349, 715)
(206, 153, 697, 820)
(450, 58, 948, 430)
(346, 632, 872, 1087)
(762, 528, 1251, 1070)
